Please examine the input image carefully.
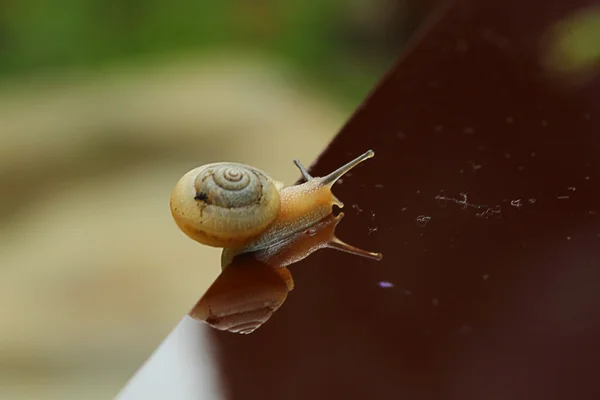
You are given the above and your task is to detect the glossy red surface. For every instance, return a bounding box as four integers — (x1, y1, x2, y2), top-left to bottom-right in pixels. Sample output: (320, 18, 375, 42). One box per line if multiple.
(209, 0, 600, 399)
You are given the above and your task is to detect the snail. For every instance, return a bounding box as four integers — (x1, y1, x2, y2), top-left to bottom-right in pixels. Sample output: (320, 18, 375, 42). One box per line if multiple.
(171, 150, 383, 334)
(170, 150, 379, 255)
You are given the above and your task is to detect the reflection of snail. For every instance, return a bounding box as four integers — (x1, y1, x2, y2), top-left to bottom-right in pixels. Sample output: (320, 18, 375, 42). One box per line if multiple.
(189, 255, 293, 335)
(190, 212, 381, 334)
(171, 150, 382, 334)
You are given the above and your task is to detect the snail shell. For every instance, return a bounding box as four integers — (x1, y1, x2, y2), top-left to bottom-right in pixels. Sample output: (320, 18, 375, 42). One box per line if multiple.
(170, 162, 284, 248)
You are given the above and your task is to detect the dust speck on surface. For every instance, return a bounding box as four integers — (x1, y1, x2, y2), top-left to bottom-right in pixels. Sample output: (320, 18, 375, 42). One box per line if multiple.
(368, 226, 378, 235)
(557, 195, 570, 200)
(416, 215, 432, 227)
(505, 116, 514, 124)
(510, 199, 523, 208)
(470, 161, 482, 171)
(476, 206, 502, 218)
(434, 125, 444, 132)
(528, 198, 537, 204)
(374, 184, 384, 188)
(352, 204, 363, 214)
(482, 274, 490, 281)
(431, 298, 439, 307)
(567, 236, 571, 240)
(464, 126, 475, 134)
(505, 153, 511, 159)
(530, 152, 536, 157)
(568, 186, 576, 191)
(378, 281, 394, 288)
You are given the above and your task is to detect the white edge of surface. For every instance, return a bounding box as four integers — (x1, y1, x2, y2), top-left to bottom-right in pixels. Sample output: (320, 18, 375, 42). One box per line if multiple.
(115, 316, 223, 400)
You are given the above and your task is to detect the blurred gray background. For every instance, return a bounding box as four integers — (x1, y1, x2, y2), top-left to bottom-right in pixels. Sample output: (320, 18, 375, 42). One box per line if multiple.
(0, 1, 432, 398)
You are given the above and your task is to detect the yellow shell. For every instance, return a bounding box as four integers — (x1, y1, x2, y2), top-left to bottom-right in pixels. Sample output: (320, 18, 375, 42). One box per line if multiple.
(170, 162, 283, 248)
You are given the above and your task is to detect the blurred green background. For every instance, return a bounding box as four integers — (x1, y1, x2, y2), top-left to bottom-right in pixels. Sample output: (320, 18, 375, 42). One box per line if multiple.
(0, 0, 433, 106)
(0, 1, 431, 399)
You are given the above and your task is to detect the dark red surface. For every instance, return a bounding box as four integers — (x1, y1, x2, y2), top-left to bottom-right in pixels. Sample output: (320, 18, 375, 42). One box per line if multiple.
(207, 0, 600, 399)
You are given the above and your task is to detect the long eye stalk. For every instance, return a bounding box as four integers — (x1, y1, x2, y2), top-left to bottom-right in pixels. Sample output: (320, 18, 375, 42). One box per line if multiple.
(321, 149, 375, 186)
(293, 149, 375, 185)
(293, 159, 313, 181)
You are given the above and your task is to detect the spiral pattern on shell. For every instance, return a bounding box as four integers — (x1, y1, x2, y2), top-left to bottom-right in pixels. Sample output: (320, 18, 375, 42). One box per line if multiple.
(169, 162, 282, 248)
(195, 164, 263, 209)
